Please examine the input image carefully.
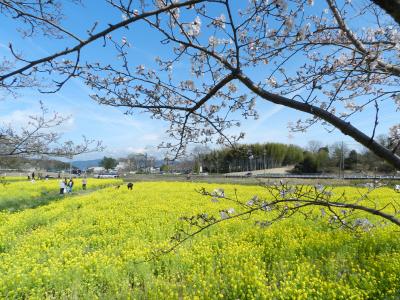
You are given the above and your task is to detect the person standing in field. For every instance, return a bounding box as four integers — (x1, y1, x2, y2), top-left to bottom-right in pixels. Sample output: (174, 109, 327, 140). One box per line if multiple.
(68, 179, 74, 193)
(82, 177, 87, 190)
(64, 178, 69, 193)
(59, 180, 65, 195)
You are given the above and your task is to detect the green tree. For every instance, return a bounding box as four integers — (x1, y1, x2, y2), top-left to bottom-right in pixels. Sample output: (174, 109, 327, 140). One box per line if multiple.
(316, 147, 330, 172)
(344, 150, 358, 170)
(305, 154, 318, 173)
(160, 164, 170, 172)
(283, 145, 304, 166)
(100, 157, 117, 171)
(193, 161, 201, 174)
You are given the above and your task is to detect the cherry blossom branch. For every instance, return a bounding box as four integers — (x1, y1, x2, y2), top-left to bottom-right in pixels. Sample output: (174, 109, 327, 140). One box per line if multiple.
(235, 71, 400, 170)
(326, 0, 400, 77)
(0, 0, 209, 83)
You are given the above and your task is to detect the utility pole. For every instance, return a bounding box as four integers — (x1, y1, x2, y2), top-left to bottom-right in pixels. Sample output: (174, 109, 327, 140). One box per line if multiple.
(263, 149, 266, 176)
(69, 155, 73, 177)
(144, 153, 148, 173)
(339, 141, 345, 179)
(247, 149, 253, 172)
(342, 141, 345, 179)
(215, 151, 219, 174)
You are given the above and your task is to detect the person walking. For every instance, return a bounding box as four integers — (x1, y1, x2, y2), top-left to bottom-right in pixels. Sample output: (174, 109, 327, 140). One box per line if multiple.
(59, 180, 65, 195)
(82, 177, 87, 190)
(64, 178, 69, 193)
(68, 179, 74, 193)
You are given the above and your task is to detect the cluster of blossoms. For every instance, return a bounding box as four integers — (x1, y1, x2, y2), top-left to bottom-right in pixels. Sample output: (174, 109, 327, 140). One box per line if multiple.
(181, 80, 195, 90)
(186, 16, 201, 37)
(113, 76, 127, 84)
(220, 207, 235, 219)
(394, 94, 400, 109)
(208, 36, 232, 47)
(227, 82, 237, 93)
(211, 14, 226, 29)
(265, 77, 277, 88)
(344, 101, 360, 112)
(136, 65, 145, 75)
(389, 124, 400, 150)
(155, 0, 167, 9)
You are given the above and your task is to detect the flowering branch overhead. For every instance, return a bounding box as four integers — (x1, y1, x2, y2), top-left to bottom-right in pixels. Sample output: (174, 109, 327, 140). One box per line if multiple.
(139, 181, 400, 263)
(0, 0, 399, 168)
(0, 102, 104, 158)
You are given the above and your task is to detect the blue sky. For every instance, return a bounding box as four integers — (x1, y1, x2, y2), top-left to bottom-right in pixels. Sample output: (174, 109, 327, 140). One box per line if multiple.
(0, 1, 398, 160)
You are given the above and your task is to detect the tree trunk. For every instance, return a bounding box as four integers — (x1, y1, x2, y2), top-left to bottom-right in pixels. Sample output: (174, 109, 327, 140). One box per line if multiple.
(372, 0, 400, 25)
(237, 72, 400, 171)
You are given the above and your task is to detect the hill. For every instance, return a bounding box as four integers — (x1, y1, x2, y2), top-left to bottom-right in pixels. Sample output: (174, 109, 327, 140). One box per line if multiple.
(72, 159, 101, 170)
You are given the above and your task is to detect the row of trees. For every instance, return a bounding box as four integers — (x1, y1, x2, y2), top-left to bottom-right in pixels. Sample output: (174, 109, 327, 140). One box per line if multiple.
(292, 145, 396, 174)
(2, 140, 395, 175)
(0, 156, 70, 172)
(200, 143, 304, 173)
(199, 140, 397, 174)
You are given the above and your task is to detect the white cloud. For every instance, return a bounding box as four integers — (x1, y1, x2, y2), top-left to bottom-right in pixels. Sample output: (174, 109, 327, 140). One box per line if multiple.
(1, 109, 34, 127)
(96, 144, 162, 159)
(1, 108, 75, 132)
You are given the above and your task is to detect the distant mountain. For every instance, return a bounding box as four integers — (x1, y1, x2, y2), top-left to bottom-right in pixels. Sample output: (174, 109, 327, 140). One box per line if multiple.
(72, 159, 101, 170)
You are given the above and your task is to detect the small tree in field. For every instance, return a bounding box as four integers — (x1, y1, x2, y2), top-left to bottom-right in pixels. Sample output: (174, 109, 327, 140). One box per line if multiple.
(100, 157, 118, 171)
(160, 164, 170, 172)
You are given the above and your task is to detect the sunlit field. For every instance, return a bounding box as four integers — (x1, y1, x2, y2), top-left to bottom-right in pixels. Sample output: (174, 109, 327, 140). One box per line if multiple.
(0, 182, 399, 299)
(0, 178, 123, 211)
(0, 176, 28, 182)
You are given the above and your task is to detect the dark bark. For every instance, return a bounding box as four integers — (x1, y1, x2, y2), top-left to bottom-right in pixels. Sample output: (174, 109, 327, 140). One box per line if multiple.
(372, 0, 400, 25)
(236, 72, 400, 171)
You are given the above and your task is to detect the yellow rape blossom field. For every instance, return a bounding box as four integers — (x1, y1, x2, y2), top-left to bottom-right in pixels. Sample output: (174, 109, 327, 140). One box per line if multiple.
(0, 181, 399, 299)
(0, 178, 123, 211)
(0, 176, 27, 182)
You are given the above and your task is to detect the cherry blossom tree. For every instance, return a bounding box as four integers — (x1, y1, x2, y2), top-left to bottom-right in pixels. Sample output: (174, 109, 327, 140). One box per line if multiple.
(0, 102, 103, 158)
(1, 0, 399, 168)
(0, 1, 105, 158)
